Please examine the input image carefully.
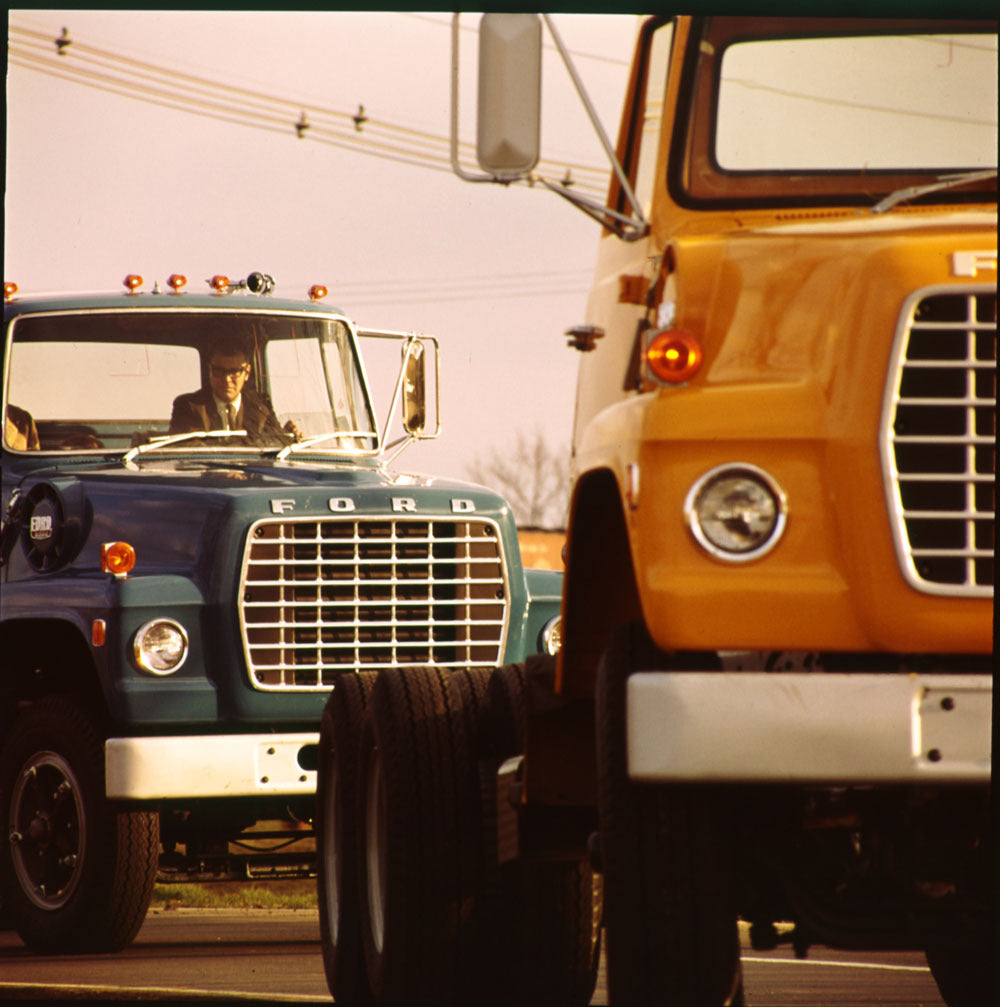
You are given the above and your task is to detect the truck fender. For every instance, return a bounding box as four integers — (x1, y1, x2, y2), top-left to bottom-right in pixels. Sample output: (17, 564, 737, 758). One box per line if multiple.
(559, 468, 641, 699)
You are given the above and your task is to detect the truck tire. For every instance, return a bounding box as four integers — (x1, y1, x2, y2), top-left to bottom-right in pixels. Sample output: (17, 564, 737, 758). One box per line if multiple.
(317, 671, 377, 1005)
(0, 697, 159, 953)
(596, 623, 744, 1007)
(481, 662, 527, 760)
(358, 666, 482, 1005)
(926, 935, 993, 1007)
(480, 658, 602, 1007)
(495, 857, 601, 1007)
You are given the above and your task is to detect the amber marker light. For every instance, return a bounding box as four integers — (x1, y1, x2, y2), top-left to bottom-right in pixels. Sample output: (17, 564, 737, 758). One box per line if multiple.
(167, 273, 188, 292)
(646, 329, 704, 384)
(123, 274, 144, 293)
(4, 282, 18, 302)
(308, 284, 329, 301)
(209, 274, 230, 292)
(101, 541, 136, 577)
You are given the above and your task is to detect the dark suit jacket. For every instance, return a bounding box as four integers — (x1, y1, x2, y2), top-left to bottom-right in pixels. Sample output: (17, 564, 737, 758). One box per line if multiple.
(169, 387, 285, 440)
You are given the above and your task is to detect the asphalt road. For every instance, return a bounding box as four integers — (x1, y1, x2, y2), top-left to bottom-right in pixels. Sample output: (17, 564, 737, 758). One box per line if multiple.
(0, 911, 946, 1005)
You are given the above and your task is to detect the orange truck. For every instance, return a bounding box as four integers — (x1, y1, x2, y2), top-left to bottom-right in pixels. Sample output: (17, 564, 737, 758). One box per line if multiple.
(313, 16, 995, 1006)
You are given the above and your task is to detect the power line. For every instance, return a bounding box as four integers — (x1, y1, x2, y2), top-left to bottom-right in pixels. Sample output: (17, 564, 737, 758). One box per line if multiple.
(8, 22, 614, 197)
(339, 283, 591, 308)
(401, 12, 633, 68)
(329, 266, 594, 307)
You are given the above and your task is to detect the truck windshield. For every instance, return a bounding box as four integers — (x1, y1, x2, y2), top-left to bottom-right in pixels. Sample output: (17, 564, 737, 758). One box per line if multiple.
(3, 309, 378, 455)
(675, 17, 998, 208)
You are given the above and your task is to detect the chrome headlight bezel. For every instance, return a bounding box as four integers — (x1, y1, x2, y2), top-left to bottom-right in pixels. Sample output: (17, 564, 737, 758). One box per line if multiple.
(540, 615, 562, 656)
(133, 619, 190, 675)
(684, 463, 787, 562)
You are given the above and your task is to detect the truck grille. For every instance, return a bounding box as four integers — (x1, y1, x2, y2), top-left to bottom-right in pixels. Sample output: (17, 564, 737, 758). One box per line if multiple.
(882, 287, 995, 597)
(239, 517, 508, 690)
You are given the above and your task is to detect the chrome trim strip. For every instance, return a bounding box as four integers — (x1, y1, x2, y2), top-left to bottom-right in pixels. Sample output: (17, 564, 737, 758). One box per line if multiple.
(879, 284, 995, 598)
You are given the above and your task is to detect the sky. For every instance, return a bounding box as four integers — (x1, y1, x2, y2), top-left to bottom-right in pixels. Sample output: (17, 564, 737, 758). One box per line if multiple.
(5, 10, 641, 505)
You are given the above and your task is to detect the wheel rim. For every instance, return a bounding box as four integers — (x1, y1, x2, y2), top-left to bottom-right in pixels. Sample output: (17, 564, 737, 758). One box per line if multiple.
(8, 750, 87, 910)
(365, 746, 386, 955)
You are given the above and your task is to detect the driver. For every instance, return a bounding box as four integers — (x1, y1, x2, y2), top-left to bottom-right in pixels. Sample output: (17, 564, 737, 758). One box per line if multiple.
(170, 339, 300, 441)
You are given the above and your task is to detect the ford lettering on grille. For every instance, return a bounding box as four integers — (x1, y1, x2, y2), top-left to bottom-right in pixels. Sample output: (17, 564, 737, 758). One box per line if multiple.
(239, 516, 509, 689)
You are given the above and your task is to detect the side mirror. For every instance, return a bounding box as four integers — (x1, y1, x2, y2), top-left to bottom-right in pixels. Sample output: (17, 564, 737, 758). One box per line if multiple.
(402, 341, 426, 435)
(476, 13, 542, 178)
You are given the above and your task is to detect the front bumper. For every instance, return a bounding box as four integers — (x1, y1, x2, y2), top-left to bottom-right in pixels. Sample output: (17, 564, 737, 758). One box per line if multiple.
(105, 732, 319, 799)
(627, 673, 991, 783)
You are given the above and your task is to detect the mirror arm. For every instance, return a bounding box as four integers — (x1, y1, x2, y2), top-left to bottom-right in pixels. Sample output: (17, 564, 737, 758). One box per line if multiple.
(541, 14, 648, 235)
(451, 14, 649, 236)
(538, 175, 649, 241)
(381, 434, 417, 468)
(379, 336, 415, 446)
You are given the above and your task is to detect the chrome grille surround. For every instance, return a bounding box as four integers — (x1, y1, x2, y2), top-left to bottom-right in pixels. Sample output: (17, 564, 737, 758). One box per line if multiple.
(880, 285, 996, 598)
(239, 516, 509, 691)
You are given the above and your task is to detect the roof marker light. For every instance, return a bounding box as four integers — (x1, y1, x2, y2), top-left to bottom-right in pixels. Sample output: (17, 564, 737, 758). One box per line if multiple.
(4, 282, 18, 302)
(123, 274, 144, 293)
(309, 284, 329, 301)
(209, 275, 230, 293)
(167, 273, 187, 292)
(646, 329, 704, 384)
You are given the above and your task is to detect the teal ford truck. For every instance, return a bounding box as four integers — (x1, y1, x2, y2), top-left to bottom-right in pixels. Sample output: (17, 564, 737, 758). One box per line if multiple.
(0, 272, 561, 952)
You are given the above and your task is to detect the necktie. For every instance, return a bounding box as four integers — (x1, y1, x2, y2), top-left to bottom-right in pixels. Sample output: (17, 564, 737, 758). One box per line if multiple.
(226, 404, 238, 430)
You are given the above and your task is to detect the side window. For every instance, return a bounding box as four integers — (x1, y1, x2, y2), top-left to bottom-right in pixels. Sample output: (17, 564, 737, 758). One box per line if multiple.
(632, 21, 673, 216)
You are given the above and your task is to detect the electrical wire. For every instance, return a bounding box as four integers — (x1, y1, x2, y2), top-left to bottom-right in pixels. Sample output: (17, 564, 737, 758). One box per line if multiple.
(7, 22, 613, 196)
(333, 267, 594, 307)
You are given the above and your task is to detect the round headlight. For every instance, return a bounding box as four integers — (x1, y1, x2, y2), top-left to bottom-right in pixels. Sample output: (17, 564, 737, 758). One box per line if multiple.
(134, 620, 189, 675)
(540, 615, 562, 656)
(685, 464, 787, 561)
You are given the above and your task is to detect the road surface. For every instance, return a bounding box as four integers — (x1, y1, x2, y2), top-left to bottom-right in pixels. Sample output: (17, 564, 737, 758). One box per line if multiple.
(0, 911, 946, 1005)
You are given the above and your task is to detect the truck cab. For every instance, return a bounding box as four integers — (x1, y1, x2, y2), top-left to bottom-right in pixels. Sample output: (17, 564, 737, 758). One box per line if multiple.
(378, 16, 992, 1007)
(0, 272, 561, 952)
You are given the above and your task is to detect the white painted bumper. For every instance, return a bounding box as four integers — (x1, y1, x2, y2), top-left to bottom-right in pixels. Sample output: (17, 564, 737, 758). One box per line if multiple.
(627, 673, 991, 783)
(105, 733, 320, 799)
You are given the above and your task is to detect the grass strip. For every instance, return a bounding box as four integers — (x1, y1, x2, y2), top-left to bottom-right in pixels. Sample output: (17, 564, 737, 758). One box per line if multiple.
(151, 882, 317, 910)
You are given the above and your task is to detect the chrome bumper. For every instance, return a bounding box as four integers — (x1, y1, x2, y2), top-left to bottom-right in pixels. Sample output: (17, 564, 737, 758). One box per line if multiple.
(105, 732, 319, 799)
(627, 673, 991, 783)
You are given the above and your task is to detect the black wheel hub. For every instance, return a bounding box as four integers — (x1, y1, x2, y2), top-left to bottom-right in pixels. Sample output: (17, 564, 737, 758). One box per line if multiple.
(9, 753, 86, 909)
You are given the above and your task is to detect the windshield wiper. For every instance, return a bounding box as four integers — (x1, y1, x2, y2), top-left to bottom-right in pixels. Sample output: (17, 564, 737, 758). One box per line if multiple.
(122, 429, 248, 467)
(872, 169, 997, 214)
(276, 430, 374, 461)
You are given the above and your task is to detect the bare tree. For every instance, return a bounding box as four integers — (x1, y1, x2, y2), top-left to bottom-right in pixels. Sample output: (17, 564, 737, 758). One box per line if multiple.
(467, 430, 569, 529)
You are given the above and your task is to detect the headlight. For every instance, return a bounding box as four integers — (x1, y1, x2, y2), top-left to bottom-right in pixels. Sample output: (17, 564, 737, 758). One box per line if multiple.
(540, 615, 562, 655)
(685, 464, 787, 561)
(133, 620, 189, 675)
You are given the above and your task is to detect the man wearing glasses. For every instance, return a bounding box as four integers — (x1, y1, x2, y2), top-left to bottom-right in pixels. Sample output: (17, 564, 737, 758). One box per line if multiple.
(170, 338, 299, 442)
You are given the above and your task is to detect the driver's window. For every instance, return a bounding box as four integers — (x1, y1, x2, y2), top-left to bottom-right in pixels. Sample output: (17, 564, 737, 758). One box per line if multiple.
(633, 21, 673, 217)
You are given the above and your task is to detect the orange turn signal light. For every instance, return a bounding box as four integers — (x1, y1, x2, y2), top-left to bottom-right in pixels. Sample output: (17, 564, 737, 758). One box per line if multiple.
(209, 274, 230, 292)
(167, 273, 187, 292)
(101, 541, 136, 576)
(123, 274, 143, 293)
(645, 329, 704, 384)
(308, 284, 328, 302)
(4, 281, 18, 302)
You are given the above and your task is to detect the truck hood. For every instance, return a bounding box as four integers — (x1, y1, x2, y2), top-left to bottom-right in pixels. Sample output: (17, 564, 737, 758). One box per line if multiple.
(667, 208, 996, 388)
(5, 457, 513, 583)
